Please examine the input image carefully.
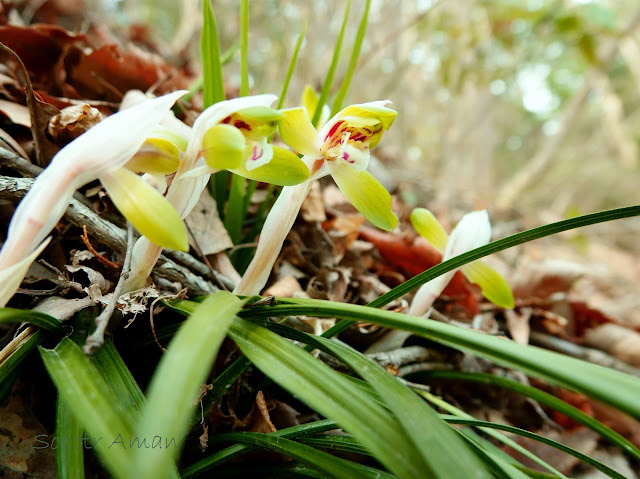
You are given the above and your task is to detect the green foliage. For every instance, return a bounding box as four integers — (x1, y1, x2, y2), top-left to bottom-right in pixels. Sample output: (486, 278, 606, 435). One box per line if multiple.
(201, 0, 225, 107)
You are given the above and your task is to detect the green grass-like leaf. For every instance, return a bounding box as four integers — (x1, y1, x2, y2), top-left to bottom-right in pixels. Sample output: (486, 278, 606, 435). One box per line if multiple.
(277, 28, 306, 109)
(239, 0, 249, 97)
(372, 204, 640, 308)
(0, 328, 43, 388)
(330, 0, 371, 116)
(323, 204, 640, 339)
(238, 297, 640, 422)
(227, 316, 429, 478)
(182, 44, 238, 103)
(130, 292, 243, 479)
(422, 370, 640, 460)
(311, 0, 351, 127)
(55, 396, 85, 479)
(182, 419, 338, 475)
(419, 389, 566, 478)
(201, 0, 225, 107)
(443, 416, 627, 479)
(203, 432, 388, 479)
(0, 307, 64, 332)
(40, 338, 135, 479)
(264, 323, 490, 478)
(91, 338, 146, 418)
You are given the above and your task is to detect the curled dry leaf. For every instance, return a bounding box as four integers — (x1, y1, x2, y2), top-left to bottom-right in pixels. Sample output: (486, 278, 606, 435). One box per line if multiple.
(47, 103, 104, 145)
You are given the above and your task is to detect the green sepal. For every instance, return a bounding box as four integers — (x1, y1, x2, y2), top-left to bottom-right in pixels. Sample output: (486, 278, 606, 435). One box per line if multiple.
(201, 124, 246, 170)
(100, 168, 188, 251)
(327, 159, 397, 231)
(278, 108, 319, 157)
(462, 261, 515, 309)
(237, 106, 285, 123)
(125, 138, 181, 175)
(229, 146, 310, 186)
(410, 208, 449, 253)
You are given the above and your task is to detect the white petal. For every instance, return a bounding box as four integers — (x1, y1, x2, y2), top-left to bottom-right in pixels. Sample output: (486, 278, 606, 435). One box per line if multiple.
(0, 166, 76, 269)
(234, 181, 312, 295)
(51, 90, 187, 186)
(339, 142, 370, 171)
(409, 210, 492, 317)
(0, 238, 51, 307)
(245, 139, 274, 171)
(443, 210, 491, 259)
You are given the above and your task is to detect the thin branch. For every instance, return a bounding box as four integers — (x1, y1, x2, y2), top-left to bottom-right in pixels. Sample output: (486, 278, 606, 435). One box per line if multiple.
(0, 175, 218, 295)
(83, 224, 135, 355)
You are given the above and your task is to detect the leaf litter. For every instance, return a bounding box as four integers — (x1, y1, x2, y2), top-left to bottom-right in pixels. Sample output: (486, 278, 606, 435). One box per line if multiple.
(0, 3, 639, 478)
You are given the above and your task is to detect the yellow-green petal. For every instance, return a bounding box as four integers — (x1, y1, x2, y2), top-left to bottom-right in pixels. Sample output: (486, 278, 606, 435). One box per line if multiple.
(229, 146, 310, 186)
(339, 114, 382, 129)
(125, 138, 181, 175)
(338, 102, 397, 131)
(149, 125, 189, 151)
(201, 124, 246, 170)
(237, 106, 285, 123)
(100, 168, 188, 251)
(327, 159, 397, 231)
(410, 208, 449, 253)
(303, 85, 321, 120)
(278, 108, 320, 157)
(462, 261, 515, 309)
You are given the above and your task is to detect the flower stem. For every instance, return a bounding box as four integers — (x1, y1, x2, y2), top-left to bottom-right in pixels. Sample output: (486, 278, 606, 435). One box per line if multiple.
(234, 181, 312, 295)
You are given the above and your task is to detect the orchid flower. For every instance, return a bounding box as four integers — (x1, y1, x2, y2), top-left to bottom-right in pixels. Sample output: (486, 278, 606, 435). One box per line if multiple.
(367, 209, 513, 354)
(234, 100, 398, 296)
(124, 94, 310, 292)
(279, 100, 398, 231)
(0, 91, 188, 306)
(408, 208, 515, 317)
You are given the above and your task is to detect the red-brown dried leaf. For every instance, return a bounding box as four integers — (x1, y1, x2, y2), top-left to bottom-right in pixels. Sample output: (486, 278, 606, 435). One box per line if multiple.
(67, 43, 184, 101)
(0, 24, 85, 90)
(360, 226, 479, 317)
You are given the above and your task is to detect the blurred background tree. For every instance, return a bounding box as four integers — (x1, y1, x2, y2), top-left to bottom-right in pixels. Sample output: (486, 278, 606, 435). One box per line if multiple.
(94, 0, 640, 236)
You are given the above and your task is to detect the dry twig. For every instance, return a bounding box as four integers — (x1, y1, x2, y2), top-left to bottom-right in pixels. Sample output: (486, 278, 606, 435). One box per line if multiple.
(83, 223, 135, 355)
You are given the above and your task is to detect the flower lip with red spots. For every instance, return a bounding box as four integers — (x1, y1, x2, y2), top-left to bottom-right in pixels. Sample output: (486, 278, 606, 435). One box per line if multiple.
(277, 100, 398, 231)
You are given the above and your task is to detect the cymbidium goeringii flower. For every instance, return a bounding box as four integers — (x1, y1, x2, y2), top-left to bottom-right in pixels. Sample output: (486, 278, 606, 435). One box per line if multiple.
(181, 94, 310, 185)
(409, 208, 515, 317)
(278, 100, 398, 231)
(0, 90, 188, 306)
(123, 94, 310, 293)
(233, 100, 398, 296)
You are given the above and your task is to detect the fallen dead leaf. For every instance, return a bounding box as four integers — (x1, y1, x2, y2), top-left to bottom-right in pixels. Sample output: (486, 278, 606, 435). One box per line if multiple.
(47, 103, 103, 146)
(185, 191, 233, 256)
(300, 181, 326, 223)
(263, 276, 303, 297)
(0, 394, 56, 478)
(584, 323, 640, 367)
(0, 99, 30, 127)
(505, 307, 531, 345)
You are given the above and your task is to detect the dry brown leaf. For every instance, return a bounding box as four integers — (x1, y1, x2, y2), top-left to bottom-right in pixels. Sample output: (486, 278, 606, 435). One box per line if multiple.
(584, 324, 640, 367)
(0, 98, 30, 126)
(300, 181, 326, 223)
(47, 103, 103, 145)
(263, 276, 303, 298)
(505, 307, 531, 345)
(67, 43, 184, 101)
(0, 395, 56, 478)
(185, 192, 233, 256)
